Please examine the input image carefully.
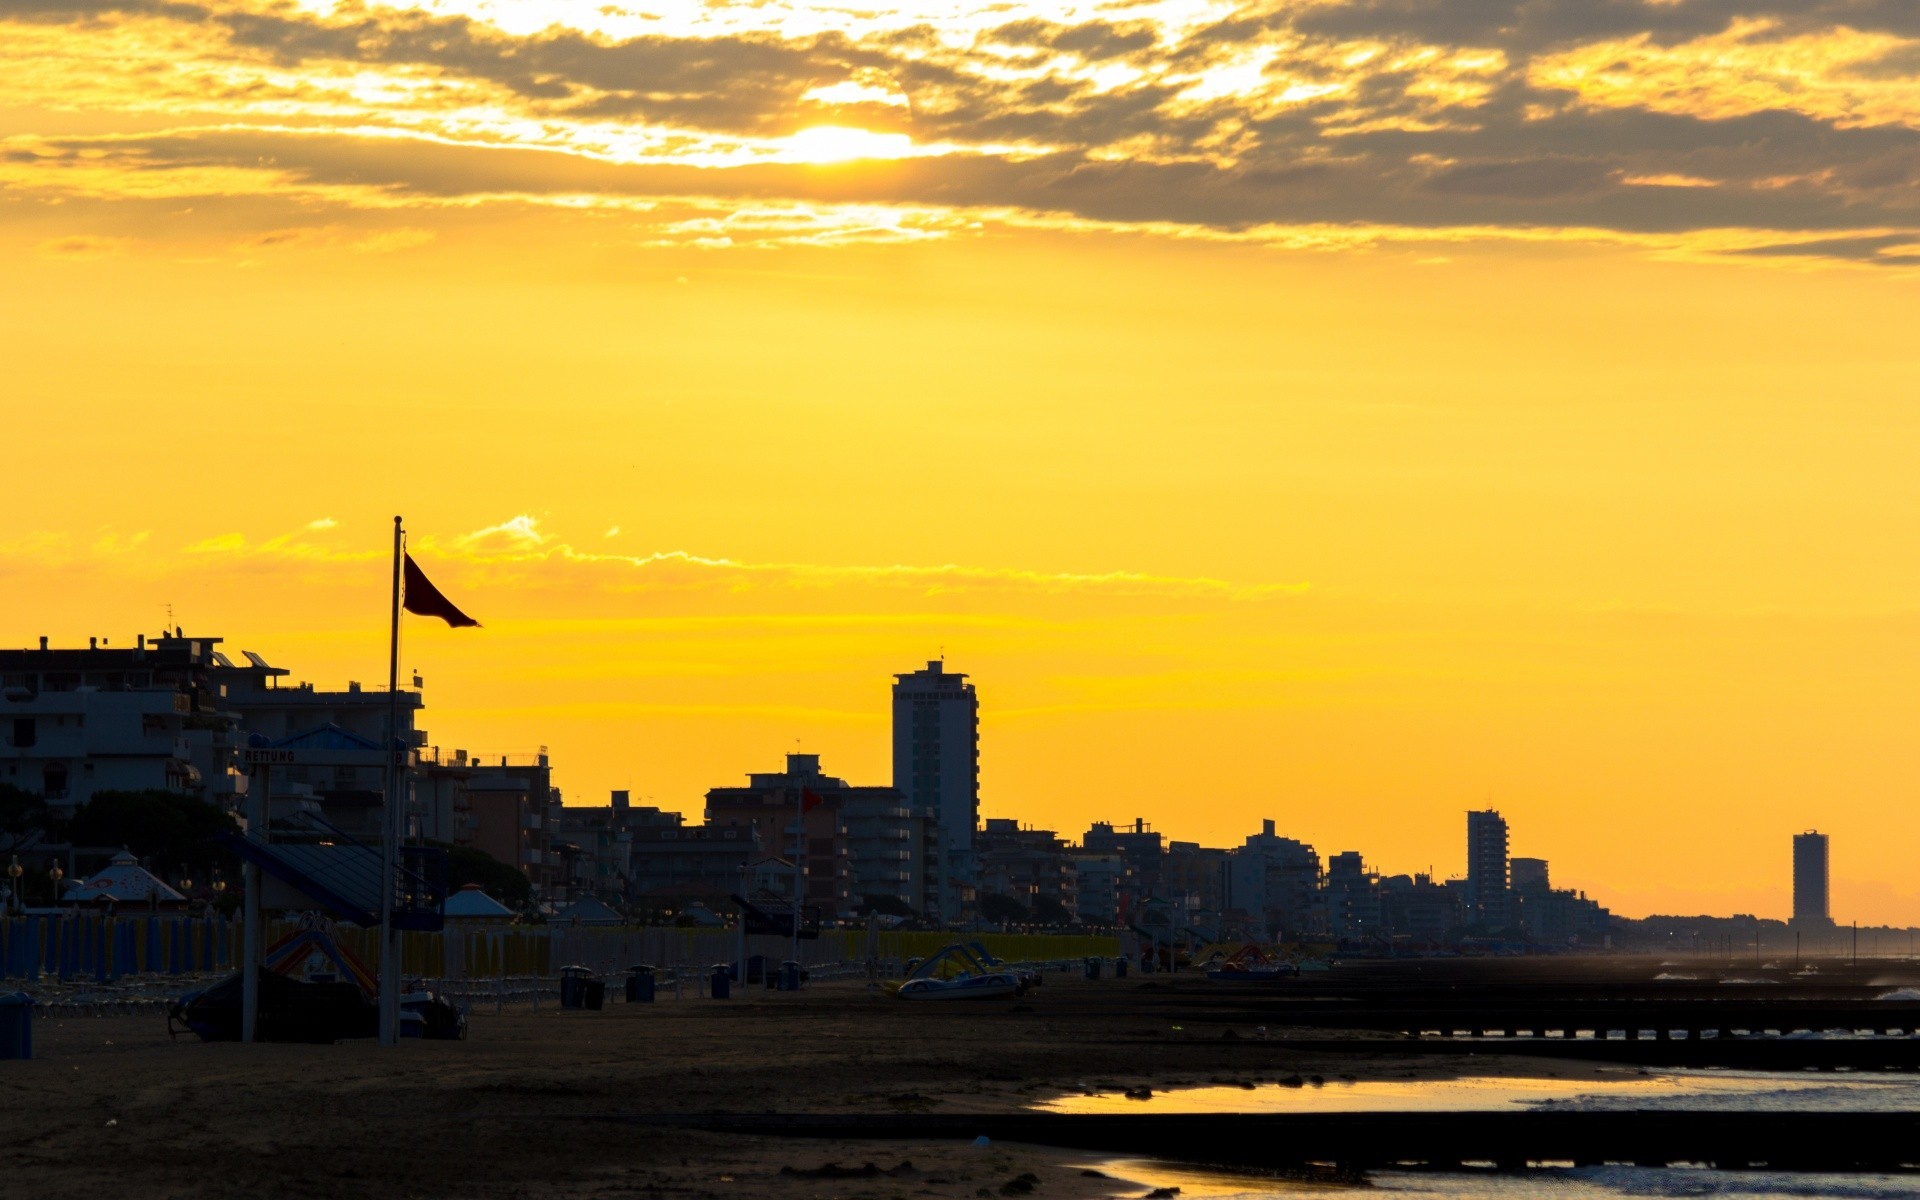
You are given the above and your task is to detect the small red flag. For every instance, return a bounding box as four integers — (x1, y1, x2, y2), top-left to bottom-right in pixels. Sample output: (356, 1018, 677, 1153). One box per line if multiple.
(801, 788, 826, 814)
(403, 553, 479, 628)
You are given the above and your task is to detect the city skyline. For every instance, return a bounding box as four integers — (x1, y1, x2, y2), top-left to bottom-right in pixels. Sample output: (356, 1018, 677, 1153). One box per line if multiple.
(7, 0, 1918, 926)
(0, 621, 1871, 926)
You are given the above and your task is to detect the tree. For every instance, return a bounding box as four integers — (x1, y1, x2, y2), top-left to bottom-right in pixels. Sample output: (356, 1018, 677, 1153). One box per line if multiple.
(1032, 895, 1074, 926)
(978, 891, 1029, 926)
(855, 893, 916, 919)
(67, 790, 238, 878)
(431, 841, 533, 909)
(0, 784, 48, 852)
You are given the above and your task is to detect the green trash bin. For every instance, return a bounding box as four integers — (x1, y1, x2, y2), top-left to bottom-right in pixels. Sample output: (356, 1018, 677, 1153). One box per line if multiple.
(559, 965, 592, 1009)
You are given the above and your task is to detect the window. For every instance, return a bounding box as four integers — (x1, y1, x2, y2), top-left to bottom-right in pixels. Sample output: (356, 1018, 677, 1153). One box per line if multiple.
(11, 718, 34, 748)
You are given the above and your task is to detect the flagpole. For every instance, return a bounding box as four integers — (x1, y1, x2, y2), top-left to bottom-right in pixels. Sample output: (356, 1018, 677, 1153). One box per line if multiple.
(378, 515, 403, 1047)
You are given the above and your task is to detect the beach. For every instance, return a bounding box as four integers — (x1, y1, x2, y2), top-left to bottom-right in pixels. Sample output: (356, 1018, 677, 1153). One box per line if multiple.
(0, 973, 1608, 1198)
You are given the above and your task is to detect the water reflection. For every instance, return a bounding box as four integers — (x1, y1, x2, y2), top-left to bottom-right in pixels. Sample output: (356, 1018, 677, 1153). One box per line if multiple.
(1040, 1071, 1889, 1114)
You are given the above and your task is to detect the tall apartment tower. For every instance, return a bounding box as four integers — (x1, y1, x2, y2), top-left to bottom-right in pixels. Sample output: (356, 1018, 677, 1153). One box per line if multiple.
(1466, 809, 1511, 928)
(892, 660, 979, 921)
(1792, 830, 1834, 927)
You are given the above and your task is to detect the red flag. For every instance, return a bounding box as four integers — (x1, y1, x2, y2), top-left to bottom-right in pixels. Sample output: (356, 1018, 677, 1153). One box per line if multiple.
(403, 553, 479, 628)
(801, 788, 826, 814)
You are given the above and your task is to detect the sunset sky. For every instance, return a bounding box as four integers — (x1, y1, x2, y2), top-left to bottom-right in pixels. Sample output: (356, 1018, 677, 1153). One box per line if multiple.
(5, 0, 1919, 923)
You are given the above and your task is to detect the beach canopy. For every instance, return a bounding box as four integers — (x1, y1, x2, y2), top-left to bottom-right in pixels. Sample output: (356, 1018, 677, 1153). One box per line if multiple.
(443, 884, 515, 919)
(555, 896, 624, 926)
(73, 850, 187, 904)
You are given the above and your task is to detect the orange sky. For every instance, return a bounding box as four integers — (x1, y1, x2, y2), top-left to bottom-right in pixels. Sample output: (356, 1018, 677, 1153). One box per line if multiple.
(5, 0, 1920, 923)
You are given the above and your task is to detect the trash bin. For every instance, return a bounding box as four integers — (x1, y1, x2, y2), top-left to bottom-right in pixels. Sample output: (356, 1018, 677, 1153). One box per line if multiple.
(1139, 952, 1154, 974)
(559, 965, 593, 1009)
(1113, 956, 1128, 979)
(710, 964, 731, 1000)
(0, 992, 32, 1060)
(583, 979, 606, 1011)
(1084, 956, 1102, 980)
(777, 960, 802, 991)
(625, 964, 655, 1004)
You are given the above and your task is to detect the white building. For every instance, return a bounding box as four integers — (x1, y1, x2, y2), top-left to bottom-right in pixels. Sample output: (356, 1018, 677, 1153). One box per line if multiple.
(0, 633, 241, 815)
(891, 660, 978, 922)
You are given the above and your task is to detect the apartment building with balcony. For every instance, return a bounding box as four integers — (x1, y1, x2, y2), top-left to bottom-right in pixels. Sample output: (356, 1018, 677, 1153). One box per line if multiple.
(0, 632, 242, 815)
(977, 818, 1079, 924)
(626, 812, 758, 913)
(419, 750, 565, 899)
(1067, 850, 1133, 926)
(706, 753, 928, 921)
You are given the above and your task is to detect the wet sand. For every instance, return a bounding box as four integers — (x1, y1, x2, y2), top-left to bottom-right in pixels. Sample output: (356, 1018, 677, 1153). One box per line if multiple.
(0, 975, 1613, 1198)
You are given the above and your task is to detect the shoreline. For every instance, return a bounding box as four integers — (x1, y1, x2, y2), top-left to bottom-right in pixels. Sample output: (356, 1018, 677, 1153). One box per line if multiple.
(0, 975, 1841, 1197)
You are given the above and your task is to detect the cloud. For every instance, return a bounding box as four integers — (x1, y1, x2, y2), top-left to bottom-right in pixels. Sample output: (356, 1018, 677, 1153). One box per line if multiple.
(3, 0, 1920, 262)
(36, 234, 130, 259)
(24, 514, 1305, 603)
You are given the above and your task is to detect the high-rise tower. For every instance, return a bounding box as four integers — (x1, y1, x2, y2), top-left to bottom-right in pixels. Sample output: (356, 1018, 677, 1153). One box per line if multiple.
(1466, 809, 1510, 928)
(892, 660, 979, 920)
(1792, 830, 1833, 928)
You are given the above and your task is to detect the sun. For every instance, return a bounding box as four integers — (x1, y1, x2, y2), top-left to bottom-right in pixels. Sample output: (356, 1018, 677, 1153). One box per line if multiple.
(780, 125, 916, 164)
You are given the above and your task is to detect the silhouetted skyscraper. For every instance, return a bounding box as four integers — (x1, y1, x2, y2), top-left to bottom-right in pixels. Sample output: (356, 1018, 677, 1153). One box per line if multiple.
(1792, 830, 1833, 928)
(893, 660, 978, 920)
(1466, 809, 1510, 928)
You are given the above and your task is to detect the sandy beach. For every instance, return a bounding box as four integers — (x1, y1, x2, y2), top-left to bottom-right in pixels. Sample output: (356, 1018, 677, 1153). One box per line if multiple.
(0, 974, 1624, 1198)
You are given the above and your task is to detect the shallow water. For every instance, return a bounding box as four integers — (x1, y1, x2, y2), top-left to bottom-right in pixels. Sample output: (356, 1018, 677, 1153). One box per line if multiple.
(1041, 1070, 1919, 1114)
(1090, 1159, 1920, 1199)
(1065, 1073, 1920, 1198)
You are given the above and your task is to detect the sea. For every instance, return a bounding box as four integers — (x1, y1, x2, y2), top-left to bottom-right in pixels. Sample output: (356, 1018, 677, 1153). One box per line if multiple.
(1043, 1070, 1920, 1199)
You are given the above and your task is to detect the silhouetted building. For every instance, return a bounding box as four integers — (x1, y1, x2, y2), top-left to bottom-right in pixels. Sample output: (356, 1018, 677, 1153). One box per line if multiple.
(424, 751, 564, 899)
(0, 632, 244, 815)
(977, 818, 1078, 924)
(1510, 857, 1549, 895)
(892, 661, 978, 922)
(1466, 809, 1510, 928)
(1163, 840, 1233, 917)
(708, 753, 931, 921)
(625, 813, 756, 914)
(1792, 830, 1834, 928)
(1325, 850, 1382, 942)
(1230, 819, 1322, 939)
(1083, 819, 1164, 890)
(1069, 850, 1134, 926)
(1379, 872, 1460, 944)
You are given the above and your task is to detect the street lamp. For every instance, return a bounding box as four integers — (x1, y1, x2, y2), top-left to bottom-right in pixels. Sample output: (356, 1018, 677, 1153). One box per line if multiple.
(47, 863, 63, 907)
